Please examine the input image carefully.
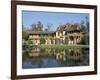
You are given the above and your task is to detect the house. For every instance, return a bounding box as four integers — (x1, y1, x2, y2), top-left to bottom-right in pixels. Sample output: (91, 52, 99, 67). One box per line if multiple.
(28, 23, 84, 45)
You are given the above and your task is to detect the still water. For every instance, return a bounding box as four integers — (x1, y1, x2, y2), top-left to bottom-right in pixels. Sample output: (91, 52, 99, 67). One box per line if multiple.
(22, 47, 89, 69)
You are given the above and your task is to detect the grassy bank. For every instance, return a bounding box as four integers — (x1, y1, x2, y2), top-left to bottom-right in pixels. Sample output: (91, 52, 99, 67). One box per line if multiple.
(35, 44, 89, 49)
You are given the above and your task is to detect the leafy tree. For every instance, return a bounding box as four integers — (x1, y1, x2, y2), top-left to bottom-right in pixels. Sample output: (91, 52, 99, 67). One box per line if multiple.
(22, 26, 33, 54)
(80, 19, 89, 45)
(80, 34, 89, 45)
(22, 27, 29, 40)
(65, 36, 68, 44)
(22, 40, 33, 54)
(40, 36, 45, 44)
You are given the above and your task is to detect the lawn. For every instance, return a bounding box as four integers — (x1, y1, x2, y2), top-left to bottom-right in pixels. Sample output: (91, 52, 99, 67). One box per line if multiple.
(36, 44, 89, 49)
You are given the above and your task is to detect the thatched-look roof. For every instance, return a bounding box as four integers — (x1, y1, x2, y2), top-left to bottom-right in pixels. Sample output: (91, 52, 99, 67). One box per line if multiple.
(28, 23, 82, 35)
(27, 31, 56, 35)
(57, 23, 82, 32)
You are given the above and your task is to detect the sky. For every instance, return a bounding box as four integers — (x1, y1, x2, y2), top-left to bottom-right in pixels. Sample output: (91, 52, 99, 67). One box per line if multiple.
(22, 11, 89, 31)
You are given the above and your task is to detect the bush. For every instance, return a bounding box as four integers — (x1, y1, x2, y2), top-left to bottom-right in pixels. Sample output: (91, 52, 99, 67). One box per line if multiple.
(22, 40, 33, 54)
(65, 36, 68, 44)
(40, 37, 45, 44)
(80, 34, 89, 45)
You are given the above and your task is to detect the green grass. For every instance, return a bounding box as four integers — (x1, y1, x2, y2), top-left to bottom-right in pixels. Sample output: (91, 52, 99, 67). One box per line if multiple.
(36, 44, 89, 49)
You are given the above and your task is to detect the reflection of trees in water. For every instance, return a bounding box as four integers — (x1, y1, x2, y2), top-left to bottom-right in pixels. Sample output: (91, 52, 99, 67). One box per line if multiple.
(22, 52, 30, 64)
(67, 48, 84, 60)
(54, 48, 84, 60)
(23, 47, 89, 68)
(55, 48, 89, 66)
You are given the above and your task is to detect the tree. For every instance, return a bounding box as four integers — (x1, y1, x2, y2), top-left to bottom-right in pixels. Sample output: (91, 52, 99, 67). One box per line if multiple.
(22, 40, 33, 54)
(40, 36, 45, 44)
(22, 27, 29, 40)
(30, 21, 43, 31)
(22, 26, 33, 54)
(80, 34, 89, 45)
(85, 16, 89, 32)
(80, 20, 89, 45)
(37, 21, 43, 31)
(45, 23, 53, 31)
(80, 17, 89, 33)
(85, 16, 89, 44)
(80, 21, 86, 32)
(65, 36, 68, 44)
(31, 24, 37, 31)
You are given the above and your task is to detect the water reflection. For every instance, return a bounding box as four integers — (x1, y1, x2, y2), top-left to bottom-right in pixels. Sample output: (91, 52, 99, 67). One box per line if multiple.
(22, 47, 89, 69)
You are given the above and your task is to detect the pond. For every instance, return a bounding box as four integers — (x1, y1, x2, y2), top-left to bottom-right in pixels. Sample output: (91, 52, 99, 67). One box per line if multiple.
(22, 47, 89, 69)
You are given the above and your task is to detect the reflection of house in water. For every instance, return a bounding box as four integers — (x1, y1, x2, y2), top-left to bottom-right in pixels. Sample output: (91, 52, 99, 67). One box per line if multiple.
(55, 51, 66, 61)
(66, 48, 84, 60)
(55, 48, 84, 61)
(23, 48, 89, 68)
(29, 48, 40, 57)
(28, 23, 84, 45)
(29, 48, 85, 61)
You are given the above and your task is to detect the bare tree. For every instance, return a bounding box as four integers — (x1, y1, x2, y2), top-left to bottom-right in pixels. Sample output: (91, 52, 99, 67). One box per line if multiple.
(46, 23, 53, 31)
(30, 21, 43, 31)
